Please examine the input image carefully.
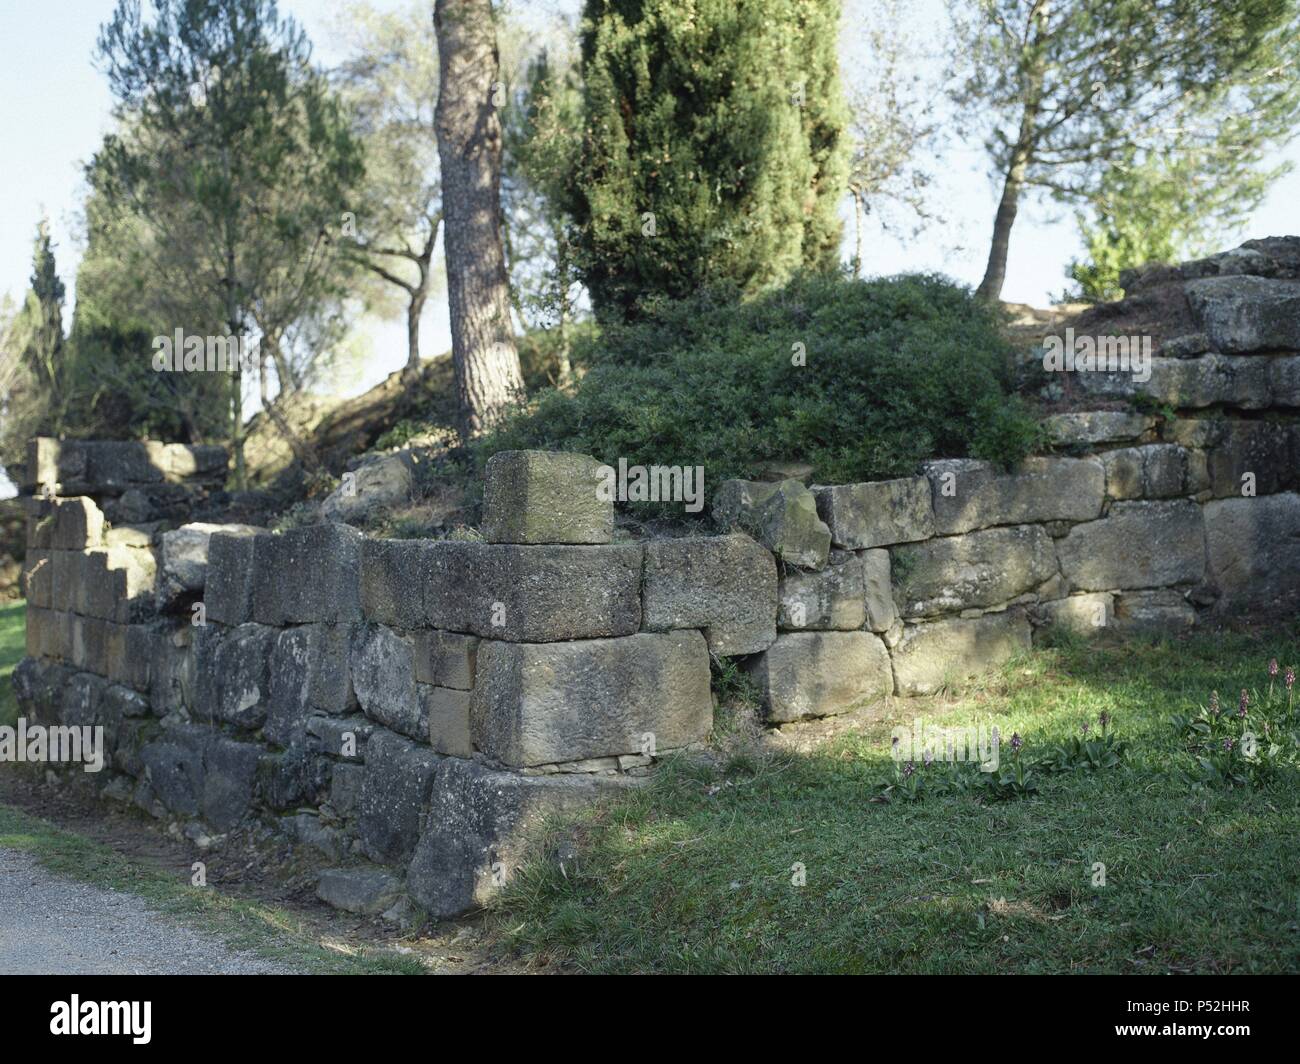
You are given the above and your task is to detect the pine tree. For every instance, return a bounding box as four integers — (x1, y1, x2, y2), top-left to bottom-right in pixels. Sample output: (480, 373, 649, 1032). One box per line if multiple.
(571, 0, 850, 319)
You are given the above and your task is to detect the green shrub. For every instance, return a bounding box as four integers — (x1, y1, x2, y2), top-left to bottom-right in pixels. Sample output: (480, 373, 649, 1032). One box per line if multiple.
(479, 273, 1043, 500)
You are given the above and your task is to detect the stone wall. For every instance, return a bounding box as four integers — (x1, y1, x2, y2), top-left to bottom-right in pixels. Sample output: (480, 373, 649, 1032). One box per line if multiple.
(11, 239, 1300, 921)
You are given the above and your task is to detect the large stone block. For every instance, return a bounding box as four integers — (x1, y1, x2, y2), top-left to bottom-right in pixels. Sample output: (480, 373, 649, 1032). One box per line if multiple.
(257, 743, 333, 811)
(712, 478, 831, 570)
(1113, 589, 1196, 633)
(204, 529, 265, 626)
(1034, 592, 1114, 636)
(813, 477, 934, 549)
(744, 631, 892, 722)
(139, 726, 209, 817)
(861, 549, 898, 633)
(891, 610, 1032, 696)
(1057, 500, 1205, 591)
(1043, 411, 1156, 446)
(1202, 422, 1293, 498)
(480, 450, 613, 544)
(349, 625, 425, 742)
(1100, 444, 1204, 500)
(424, 541, 644, 642)
(263, 623, 359, 745)
(157, 522, 257, 612)
(641, 534, 776, 655)
(252, 523, 363, 626)
(1271, 355, 1300, 407)
(193, 622, 275, 730)
(148, 624, 194, 716)
(316, 867, 403, 915)
(202, 737, 262, 831)
(892, 525, 1058, 618)
(321, 452, 414, 526)
(50, 497, 105, 550)
(359, 537, 428, 628)
(924, 457, 1104, 535)
(1076, 354, 1271, 408)
(21, 550, 52, 609)
(1204, 493, 1300, 612)
(470, 631, 712, 767)
(406, 758, 626, 919)
(412, 630, 478, 690)
(778, 553, 865, 631)
(421, 685, 473, 757)
(358, 729, 440, 865)
(1185, 275, 1300, 353)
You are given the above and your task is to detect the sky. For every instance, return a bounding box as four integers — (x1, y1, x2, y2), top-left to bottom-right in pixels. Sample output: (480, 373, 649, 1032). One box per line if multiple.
(1, 0, 1297, 409)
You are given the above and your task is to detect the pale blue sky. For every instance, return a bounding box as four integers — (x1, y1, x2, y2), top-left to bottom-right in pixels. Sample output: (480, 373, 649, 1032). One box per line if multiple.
(2, 0, 1297, 402)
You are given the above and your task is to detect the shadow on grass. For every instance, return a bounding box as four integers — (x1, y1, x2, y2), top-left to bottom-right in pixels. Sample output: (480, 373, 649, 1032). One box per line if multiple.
(487, 623, 1300, 974)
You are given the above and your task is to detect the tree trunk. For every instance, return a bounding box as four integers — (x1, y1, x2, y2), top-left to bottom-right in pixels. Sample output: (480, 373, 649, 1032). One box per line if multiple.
(434, 0, 525, 439)
(975, 144, 1030, 302)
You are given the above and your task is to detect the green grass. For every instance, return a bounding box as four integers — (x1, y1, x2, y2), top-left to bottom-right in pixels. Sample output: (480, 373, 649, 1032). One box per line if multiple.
(0, 599, 26, 728)
(0, 803, 426, 974)
(491, 625, 1300, 974)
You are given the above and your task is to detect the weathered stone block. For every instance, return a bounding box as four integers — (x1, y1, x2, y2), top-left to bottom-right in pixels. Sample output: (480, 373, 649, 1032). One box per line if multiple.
(471, 632, 712, 767)
(252, 523, 362, 626)
(1113, 589, 1196, 632)
(861, 548, 897, 633)
(139, 726, 208, 817)
(744, 631, 892, 722)
(1043, 411, 1155, 446)
(1035, 592, 1114, 636)
(406, 758, 626, 919)
(307, 715, 373, 759)
(412, 630, 478, 690)
(892, 525, 1058, 618)
(258, 743, 333, 811)
(925, 457, 1105, 535)
(350, 625, 425, 741)
(891, 610, 1032, 696)
(204, 529, 264, 626)
(713, 478, 831, 569)
(1204, 493, 1300, 612)
(778, 553, 865, 631)
(21, 550, 52, 609)
(1205, 422, 1294, 498)
(317, 867, 403, 915)
(481, 450, 613, 545)
(1058, 500, 1205, 591)
(1185, 275, 1300, 353)
(421, 685, 473, 757)
(424, 541, 644, 642)
(1101, 444, 1200, 500)
(359, 537, 428, 628)
(50, 497, 105, 550)
(321, 452, 414, 526)
(641, 534, 776, 655)
(1270, 355, 1300, 407)
(358, 729, 440, 865)
(329, 762, 365, 817)
(156, 522, 258, 612)
(202, 737, 262, 831)
(193, 622, 275, 729)
(813, 477, 934, 548)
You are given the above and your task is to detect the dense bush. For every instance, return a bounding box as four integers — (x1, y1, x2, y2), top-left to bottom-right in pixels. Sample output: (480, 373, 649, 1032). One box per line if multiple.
(478, 273, 1044, 494)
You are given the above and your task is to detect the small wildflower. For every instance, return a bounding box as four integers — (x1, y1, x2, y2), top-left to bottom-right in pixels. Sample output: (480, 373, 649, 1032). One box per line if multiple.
(923, 749, 934, 767)
(1010, 732, 1023, 753)
(1238, 689, 1249, 718)
(1269, 659, 1279, 677)
(1223, 737, 1235, 752)
(1081, 722, 1090, 736)
(1287, 667, 1295, 691)
(1209, 690, 1220, 717)
(902, 761, 915, 779)
(1098, 711, 1110, 732)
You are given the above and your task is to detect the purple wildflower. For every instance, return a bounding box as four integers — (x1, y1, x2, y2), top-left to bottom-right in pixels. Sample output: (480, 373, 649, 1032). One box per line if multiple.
(1238, 689, 1249, 718)
(1098, 711, 1111, 733)
(902, 761, 915, 779)
(1010, 732, 1023, 753)
(1223, 737, 1235, 752)
(1269, 659, 1279, 677)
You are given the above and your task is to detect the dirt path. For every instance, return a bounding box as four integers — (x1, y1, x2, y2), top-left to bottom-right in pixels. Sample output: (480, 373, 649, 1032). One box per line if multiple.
(0, 847, 297, 974)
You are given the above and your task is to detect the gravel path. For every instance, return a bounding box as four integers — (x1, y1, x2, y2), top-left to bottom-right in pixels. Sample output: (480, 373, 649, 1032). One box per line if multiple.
(0, 848, 298, 974)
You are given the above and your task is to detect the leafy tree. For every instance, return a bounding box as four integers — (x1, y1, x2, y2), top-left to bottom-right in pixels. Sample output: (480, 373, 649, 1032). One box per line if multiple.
(571, 0, 851, 319)
(503, 47, 585, 381)
(951, 0, 1300, 301)
(1067, 104, 1293, 301)
(333, 1, 443, 376)
(94, 0, 364, 485)
(0, 220, 70, 477)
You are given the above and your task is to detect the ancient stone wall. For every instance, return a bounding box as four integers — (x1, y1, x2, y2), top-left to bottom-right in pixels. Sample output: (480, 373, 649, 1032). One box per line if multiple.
(11, 239, 1300, 921)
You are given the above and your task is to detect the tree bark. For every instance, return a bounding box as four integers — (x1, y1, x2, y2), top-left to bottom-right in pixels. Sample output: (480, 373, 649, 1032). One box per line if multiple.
(433, 0, 525, 438)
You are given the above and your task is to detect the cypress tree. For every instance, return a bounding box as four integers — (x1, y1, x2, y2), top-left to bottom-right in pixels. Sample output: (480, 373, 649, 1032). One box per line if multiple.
(571, 0, 849, 319)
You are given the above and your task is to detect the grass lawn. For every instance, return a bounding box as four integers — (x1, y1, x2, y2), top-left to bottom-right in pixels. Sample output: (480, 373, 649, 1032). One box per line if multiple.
(0, 599, 26, 728)
(491, 624, 1300, 974)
